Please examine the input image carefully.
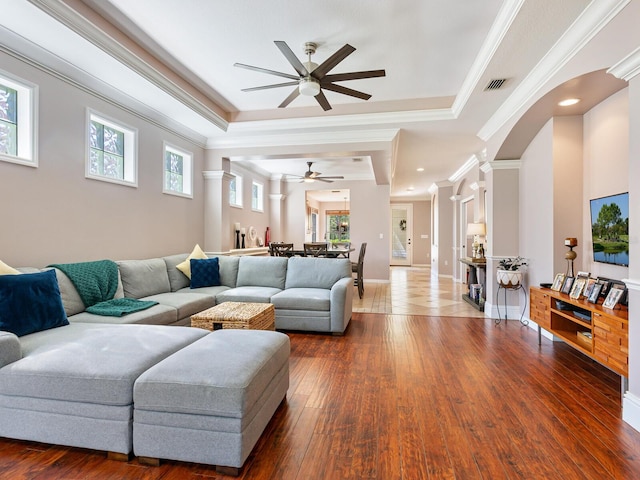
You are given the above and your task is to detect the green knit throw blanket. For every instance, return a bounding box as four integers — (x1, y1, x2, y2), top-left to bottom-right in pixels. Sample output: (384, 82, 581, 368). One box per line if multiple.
(49, 259, 119, 308)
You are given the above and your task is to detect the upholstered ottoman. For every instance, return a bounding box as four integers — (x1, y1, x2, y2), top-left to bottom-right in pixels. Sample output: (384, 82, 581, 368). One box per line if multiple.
(132, 329, 290, 475)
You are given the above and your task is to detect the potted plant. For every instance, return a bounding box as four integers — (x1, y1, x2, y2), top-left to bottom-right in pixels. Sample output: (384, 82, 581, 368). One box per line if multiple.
(497, 256, 527, 288)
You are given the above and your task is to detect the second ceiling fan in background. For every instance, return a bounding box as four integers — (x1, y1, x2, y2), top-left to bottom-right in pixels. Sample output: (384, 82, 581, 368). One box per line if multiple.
(234, 41, 386, 111)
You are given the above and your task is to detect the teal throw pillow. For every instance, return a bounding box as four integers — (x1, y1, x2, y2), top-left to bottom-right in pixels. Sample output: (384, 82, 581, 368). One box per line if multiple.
(0, 269, 69, 336)
(190, 257, 220, 289)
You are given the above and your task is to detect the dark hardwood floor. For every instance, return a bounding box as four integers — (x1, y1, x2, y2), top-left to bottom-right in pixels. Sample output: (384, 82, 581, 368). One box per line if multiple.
(2, 313, 640, 479)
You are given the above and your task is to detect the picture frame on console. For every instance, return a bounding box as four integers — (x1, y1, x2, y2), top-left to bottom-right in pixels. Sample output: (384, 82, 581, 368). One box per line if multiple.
(561, 276, 574, 295)
(569, 277, 587, 299)
(551, 273, 565, 291)
(603, 287, 624, 309)
(588, 283, 603, 303)
(583, 278, 597, 299)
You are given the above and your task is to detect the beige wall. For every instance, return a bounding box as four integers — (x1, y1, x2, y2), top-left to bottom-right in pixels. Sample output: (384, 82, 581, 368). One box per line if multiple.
(0, 51, 205, 267)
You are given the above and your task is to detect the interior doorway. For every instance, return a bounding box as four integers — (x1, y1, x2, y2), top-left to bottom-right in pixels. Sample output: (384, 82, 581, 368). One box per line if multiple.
(391, 204, 413, 266)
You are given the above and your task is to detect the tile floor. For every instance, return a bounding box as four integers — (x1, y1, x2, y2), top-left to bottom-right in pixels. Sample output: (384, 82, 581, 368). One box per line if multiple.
(353, 266, 486, 317)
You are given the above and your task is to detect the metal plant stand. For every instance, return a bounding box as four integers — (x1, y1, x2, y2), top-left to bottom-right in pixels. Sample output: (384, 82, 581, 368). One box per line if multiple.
(495, 283, 528, 326)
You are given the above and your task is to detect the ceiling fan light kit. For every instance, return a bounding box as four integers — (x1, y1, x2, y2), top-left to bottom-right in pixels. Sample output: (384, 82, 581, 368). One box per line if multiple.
(235, 40, 386, 110)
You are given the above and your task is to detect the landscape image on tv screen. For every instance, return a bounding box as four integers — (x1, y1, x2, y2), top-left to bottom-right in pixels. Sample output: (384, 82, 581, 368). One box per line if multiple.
(590, 192, 629, 267)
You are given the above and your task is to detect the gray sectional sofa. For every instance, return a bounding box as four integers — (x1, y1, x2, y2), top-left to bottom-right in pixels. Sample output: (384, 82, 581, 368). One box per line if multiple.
(59, 254, 353, 335)
(0, 252, 352, 473)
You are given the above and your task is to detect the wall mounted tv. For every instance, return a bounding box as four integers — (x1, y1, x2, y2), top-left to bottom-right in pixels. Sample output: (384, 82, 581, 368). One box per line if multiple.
(590, 192, 629, 267)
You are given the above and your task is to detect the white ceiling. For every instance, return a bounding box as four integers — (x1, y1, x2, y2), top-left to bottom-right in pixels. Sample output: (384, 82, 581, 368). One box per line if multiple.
(1, 0, 609, 200)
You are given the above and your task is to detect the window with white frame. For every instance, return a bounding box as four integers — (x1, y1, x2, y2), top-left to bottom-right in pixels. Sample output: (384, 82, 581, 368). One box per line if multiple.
(252, 181, 264, 212)
(163, 142, 193, 198)
(0, 70, 38, 167)
(229, 174, 242, 207)
(87, 110, 137, 186)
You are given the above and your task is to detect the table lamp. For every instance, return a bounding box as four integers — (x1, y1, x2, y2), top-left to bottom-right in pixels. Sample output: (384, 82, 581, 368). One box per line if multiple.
(467, 223, 486, 259)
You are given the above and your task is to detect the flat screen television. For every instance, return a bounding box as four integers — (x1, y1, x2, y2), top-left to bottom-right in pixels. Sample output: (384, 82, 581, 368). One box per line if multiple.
(589, 192, 629, 267)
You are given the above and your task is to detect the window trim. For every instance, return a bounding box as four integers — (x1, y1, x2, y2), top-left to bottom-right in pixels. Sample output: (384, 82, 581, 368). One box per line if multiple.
(251, 180, 264, 212)
(229, 173, 243, 208)
(162, 141, 193, 199)
(0, 69, 38, 168)
(86, 108, 138, 187)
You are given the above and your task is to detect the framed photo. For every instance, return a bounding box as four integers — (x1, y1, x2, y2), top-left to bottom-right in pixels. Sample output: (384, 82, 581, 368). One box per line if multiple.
(583, 278, 597, 299)
(561, 276, 574, 295)
(569, 277, 587, 300)
(588, 283, 603, 303)
(551, 273, 565, 291)
(597, 279, 611, 299)
(603, 287, 624, 309)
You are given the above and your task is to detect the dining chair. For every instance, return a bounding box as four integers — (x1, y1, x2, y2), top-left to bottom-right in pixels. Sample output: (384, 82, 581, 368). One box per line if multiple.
(303, 242, 328, 257)
(351, 242, 367, 299)
(332, 241, 351, 258)
(270, 243, 294, 257)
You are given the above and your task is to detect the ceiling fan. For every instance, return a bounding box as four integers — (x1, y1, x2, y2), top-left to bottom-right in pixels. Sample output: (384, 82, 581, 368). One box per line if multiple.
(234, 41, 386, 111)
(292, 162, 344, 183)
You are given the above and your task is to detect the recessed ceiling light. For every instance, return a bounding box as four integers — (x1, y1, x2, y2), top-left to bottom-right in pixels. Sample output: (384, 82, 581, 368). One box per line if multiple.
(558, 98, 580, 106)
(416, 167, 425, 172)
(407, 187, 415, 191)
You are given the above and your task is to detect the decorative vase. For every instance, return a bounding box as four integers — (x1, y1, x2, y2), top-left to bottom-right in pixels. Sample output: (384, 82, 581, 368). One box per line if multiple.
(497, 269, 523, 288)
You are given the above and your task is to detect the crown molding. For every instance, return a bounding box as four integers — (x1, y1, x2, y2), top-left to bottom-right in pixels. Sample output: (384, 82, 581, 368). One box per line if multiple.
(470, 181, 486, 191)
(221, 108, 454, 137)
(478, 0, 631, 141)
(206, 128, 400, 150)
(448, 154, 480, 183)
(26, 0, 229, 132)
(202, 170, 233, 180)
(269, 193, 286, 201)
(449, 194, 461, 202)
(608, 46, 640, 81)
(452, 0, 525, 116)
(481, 159, 521, 172)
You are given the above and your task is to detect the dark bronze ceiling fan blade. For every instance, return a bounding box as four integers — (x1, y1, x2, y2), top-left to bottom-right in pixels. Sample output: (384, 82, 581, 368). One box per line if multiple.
(316, 176, 344, 180)
(234, 62, 299, 81)
(315, 177, 333, 183)
(242, 81, 299, 92)
(278, 88, 300, 108)
(274, 41, 308, 77)
(311, 44, 356, 79)
(323, 70, 386, 82)
(322, 83, 371, 100)
(315, 90, 332, 111)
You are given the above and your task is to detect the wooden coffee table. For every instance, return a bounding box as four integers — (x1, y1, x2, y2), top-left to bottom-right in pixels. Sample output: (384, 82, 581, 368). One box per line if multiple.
(191, 302, 275, 331)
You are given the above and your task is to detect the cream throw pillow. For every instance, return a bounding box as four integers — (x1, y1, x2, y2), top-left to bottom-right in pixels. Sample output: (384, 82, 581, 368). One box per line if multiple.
(0, 260, 20, 275)
(176, 244, 208, 279)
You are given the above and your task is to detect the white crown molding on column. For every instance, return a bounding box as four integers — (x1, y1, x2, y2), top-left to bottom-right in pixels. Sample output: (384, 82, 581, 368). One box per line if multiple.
(448, 154, 480, 183)
(269, 193, 286, 202)
(608, 47, 640, 81)
(26, 0, 229, 132)
(478, 0, 631, 142)
(202, 170, 233, 181)
(449, 195, 461, 202)
(470, 181, 486, 191)
(480, 159, 522, 173)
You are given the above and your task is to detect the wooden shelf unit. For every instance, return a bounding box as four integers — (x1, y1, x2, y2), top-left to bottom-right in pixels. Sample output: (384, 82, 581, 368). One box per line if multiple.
(530, 286, 628, 377)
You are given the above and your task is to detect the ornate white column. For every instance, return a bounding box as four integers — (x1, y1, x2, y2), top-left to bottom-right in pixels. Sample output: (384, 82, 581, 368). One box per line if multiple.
(202, 170, 233, 252)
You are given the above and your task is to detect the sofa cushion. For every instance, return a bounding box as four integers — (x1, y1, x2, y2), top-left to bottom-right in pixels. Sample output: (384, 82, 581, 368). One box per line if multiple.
(177, 285, 230, 297)
(236, 257, 287, 289)
(271, 288, 331, 311)
(0, 270, 69, 337)
(53, 268, 125, 317)
(0, 259, 19, 275)
(285, 257, 351, 289)
(0, 323, 208, 405)
(0, 331, 21, 368)
(176, 244, 207, 279)
(190, 258, 220, 289)
(163, 254, 190, 292)
(218, 256, 240, 288)
(69, 303, 178, 325)
(117, 258, 171, 299)
(142, 292, 214, 320)
(215, 286, 281, 304)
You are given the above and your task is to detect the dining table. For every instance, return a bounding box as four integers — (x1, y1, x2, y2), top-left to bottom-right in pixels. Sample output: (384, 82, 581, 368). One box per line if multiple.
(287, 246, 355, 258)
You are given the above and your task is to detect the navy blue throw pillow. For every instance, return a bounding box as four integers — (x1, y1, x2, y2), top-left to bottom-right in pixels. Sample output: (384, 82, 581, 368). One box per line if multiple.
(190, 257, 220, 289)
(0, 269, 69, 337)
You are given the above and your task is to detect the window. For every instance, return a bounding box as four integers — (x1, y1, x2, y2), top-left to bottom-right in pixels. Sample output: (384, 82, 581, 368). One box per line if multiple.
(87, 110, 137, 186)
(327, 210, 350, 242)
(252, 181, 264, 211)
(0, 70, 37, 167)
(229, 174, 242, 207)
(163, 142, 193, 198)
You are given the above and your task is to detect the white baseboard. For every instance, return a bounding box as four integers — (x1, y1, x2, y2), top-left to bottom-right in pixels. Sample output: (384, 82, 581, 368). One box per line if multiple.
(623, 392, 640, 433)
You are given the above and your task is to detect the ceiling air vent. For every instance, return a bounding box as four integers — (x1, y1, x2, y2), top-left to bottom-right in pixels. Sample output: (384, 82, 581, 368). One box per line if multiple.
(485, 78, 508, 91)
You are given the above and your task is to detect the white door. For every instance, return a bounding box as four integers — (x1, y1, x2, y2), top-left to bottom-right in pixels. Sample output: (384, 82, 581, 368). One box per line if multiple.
(391, 204, 413, 266)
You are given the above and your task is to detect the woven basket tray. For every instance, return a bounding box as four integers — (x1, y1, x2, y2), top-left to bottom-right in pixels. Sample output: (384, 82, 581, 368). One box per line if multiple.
(191, 302, 275, 331)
